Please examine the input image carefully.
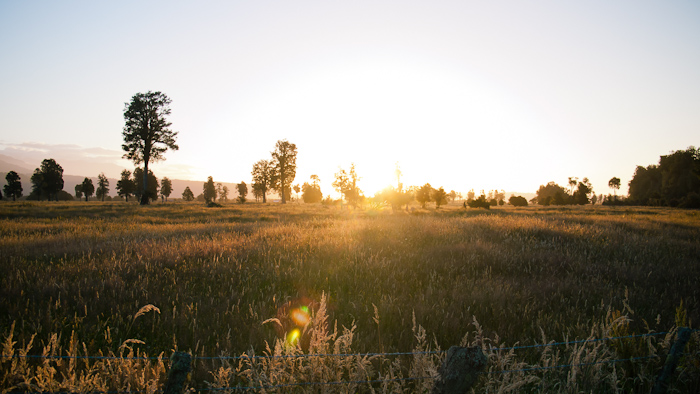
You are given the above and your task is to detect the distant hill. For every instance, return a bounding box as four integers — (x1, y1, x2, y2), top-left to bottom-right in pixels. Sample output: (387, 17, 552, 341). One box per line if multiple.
(0, 154, 33, 175)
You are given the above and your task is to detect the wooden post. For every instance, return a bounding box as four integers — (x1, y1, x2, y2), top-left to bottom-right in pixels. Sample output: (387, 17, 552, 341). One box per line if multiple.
(432, 346, 487, 394)
(164, 351, 192, 394)
(651, 327, 692, 394)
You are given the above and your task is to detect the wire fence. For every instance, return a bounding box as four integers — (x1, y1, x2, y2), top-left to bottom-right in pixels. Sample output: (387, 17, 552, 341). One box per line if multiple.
(3, 329, 697, 393)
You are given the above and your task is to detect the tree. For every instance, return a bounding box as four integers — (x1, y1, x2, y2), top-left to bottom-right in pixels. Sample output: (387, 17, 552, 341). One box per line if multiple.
(237, 181, 248, 203)
(133, 168, 159, 202)
(182, 186, 195, 201)
(628, 165, 662, 205)
(252, 182, 265, 202)
(535, 182, 569, 205)
(30, 159, 64, 201)
(220, 185, 230, 202)
(573, 177, 593, 205)
(203, 176, 217, 204)
(433, 187, 448, 209)
(509, 195, 528, 207)
(608, 177, 621, 201)
(251, 159, 274, 203)
(74, 184, 83, 200)
(160, 177, 173, 202)
(448, 190, 457, 202)
(467, 194, 490, 209)
(270, 140, 297, 204)
(3, 171, 23, 201)
(96, 173, 110, 201)
(116, 170, 136, 202)
(122, 91, 178, 205)
(333, 163, 363, 208)
(293, 184, 300, 201)
(415, 183, 433, 208)
(467, 189, 475, 202)
(302, 181, 323, 203)
(81, 177, 95, 201)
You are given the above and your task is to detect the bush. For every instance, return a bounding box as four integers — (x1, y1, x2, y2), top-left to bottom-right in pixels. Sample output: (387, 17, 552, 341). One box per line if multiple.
(509, 195, 528, 207)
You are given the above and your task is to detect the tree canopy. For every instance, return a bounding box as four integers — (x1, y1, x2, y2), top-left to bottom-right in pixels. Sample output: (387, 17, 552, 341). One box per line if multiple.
(133, 168, 159, 203)
(122, 91, 178, 205)
(182, 186, 195, 202)
(237, 181, 248, 203)
(203, 176, 217, 204)
(251, 160, 273, 203)
(628, 146, 700, 207)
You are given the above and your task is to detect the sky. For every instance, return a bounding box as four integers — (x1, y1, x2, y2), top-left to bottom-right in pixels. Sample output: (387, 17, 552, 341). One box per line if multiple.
(1, 1, 699, 198)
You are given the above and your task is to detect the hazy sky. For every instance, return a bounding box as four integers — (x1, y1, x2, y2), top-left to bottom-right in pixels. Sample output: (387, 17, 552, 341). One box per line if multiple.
(1, 1, 698, 197)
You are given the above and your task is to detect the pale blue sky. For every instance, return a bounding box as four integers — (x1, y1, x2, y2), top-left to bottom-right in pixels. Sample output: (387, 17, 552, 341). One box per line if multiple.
(1, 1, 698, 196)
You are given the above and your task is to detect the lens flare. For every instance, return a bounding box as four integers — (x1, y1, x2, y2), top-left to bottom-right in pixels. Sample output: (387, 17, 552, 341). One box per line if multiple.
(291, 307, 310, 327)
(286, 329, 301, 345)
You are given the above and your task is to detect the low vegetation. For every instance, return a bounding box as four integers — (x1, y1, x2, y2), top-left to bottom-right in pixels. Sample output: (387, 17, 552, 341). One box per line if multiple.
(1, 202, 698, 392)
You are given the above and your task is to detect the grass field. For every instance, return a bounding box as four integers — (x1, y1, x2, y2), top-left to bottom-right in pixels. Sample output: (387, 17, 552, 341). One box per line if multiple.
(1, 201, 699, 392)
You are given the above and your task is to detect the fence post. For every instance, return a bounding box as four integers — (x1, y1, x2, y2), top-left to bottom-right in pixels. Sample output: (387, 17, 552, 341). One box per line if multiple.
(164, 351, 192, 394)
(432, 346, 487, 394)
(651, 327, 692, 394)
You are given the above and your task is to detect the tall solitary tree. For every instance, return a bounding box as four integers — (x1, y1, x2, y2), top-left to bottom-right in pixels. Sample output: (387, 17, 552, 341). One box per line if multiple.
(122, 91, 178, 205)
(270, 140, 297, 204)
(3, 171, 23, 201)
(96, 173, 110, 201)
(116, 170, 136, 202)
(251, 159, 273, 203)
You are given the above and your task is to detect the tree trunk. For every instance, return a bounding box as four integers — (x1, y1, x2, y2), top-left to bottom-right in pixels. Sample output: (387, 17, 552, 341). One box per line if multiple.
(141, 161, 150, 205)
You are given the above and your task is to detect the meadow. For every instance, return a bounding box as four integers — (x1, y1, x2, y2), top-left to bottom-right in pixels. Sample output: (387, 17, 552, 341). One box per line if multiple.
(1, 201, 699, 393)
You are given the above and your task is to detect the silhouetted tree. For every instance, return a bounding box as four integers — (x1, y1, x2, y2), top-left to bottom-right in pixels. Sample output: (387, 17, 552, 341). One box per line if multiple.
(237, 181, 248, 203)
(251, 159, 273, 203)
(270, 140, 297, 204)
(75, 184, 83, 200)
(608, 177, 621, 202)
(535, 182, 569, 206)
(573, 177, 593, 205)
(30, 159, 64, 201)
(333, 163, 363, 208)
(415, 183, 434, 209)
(96, 173, 110, 201)
(160, 177, 173, 202)
(122, 91, 178, 205)
(203, 176, 217, 204)
(182, 186, 195, 201)
(467, 194, 490, 209)
(81, 177, 95, 201)
(509, 195, 528, 207)
(659, 147, 700, 206)
(116, 170, 136, 202)
(133, 168, 159, 202)
(3, 171, 23, 201)
(568, 177, 578, 195)
(448, 190, 457, 202)
(252, 183, 265, 202)
(628, 165, 662, 205)
(433, 187, 448, 209)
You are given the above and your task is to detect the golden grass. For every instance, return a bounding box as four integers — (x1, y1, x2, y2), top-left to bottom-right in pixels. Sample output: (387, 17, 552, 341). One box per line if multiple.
(1, 201, 699, 392)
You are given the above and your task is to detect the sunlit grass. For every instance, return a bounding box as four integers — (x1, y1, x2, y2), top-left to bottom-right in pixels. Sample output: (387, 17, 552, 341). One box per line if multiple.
(1, 201, 698, 392)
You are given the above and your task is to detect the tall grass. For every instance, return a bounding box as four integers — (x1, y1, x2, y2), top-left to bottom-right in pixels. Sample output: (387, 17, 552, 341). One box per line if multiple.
(1, 201, 699, 391)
